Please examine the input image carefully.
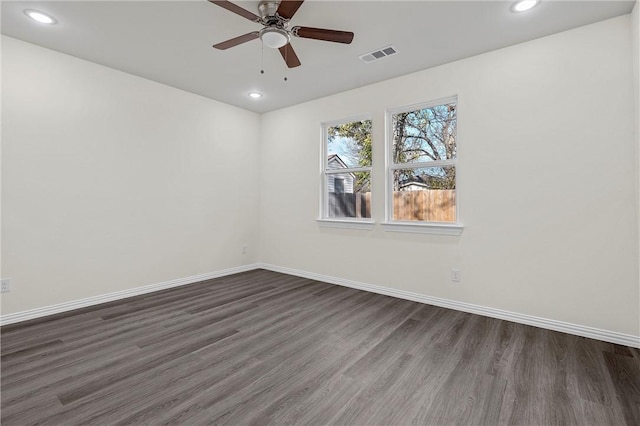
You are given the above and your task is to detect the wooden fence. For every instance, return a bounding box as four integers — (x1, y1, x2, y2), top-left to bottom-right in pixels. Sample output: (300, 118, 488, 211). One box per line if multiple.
(329, 190, 456, 222)
(328, 193, 371, 218)
(393, 190, 456, 222)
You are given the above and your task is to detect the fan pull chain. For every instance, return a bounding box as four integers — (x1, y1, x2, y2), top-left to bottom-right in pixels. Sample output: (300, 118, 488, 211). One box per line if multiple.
(284, 46, 288, 82)
(260, 42, 264, 74)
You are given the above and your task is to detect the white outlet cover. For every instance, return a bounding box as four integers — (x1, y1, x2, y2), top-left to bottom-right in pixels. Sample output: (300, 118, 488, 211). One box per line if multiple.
(1, 278, 12, 292)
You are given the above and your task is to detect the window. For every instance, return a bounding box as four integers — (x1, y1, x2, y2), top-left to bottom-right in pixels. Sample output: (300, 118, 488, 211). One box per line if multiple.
(320, 117, 372, 222)
(386, 97, 460, 228)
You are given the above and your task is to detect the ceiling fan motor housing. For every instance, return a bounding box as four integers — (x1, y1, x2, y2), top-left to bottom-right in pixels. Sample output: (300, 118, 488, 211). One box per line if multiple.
(259, 1, 285, 23)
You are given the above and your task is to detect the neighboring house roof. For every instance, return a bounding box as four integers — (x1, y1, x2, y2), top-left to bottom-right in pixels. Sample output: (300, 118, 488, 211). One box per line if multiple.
(400, 174, 428, 186)
(327, 154, 356, 179)
(327, 153, 350, 169)
(399, 171, 453, 190)
(399, 181, 429, 190)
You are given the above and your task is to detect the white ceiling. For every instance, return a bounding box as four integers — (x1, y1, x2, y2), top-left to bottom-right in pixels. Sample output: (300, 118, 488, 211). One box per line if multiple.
(1, 1, 635, 113)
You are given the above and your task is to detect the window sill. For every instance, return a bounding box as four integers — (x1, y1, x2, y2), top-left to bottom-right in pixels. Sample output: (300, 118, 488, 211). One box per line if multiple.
(381, 221, 464, 235)
(316, 219, 376, 230)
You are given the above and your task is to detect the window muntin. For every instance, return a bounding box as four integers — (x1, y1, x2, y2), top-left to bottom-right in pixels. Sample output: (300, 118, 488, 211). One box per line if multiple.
(322, 118, 372, 220)
(387, 98, 458, 224)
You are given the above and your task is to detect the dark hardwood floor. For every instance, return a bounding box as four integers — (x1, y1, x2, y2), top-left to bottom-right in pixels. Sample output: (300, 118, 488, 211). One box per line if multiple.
(1, 269, 639, 425)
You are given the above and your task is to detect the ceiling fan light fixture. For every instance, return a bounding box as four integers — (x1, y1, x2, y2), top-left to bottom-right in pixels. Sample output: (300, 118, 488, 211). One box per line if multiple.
(511, 0, 540, 13)
(260, 28, 290, 49)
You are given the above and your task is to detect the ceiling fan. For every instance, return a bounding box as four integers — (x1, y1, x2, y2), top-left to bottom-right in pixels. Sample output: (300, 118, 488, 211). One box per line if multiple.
(209, 0, 354, 68)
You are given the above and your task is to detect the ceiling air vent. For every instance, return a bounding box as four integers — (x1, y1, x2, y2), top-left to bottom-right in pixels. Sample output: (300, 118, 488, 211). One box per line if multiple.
(359, 46, 398, 63)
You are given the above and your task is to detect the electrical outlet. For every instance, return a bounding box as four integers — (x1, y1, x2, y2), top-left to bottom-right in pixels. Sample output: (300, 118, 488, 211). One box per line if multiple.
(451, 269, 461, 283)
(242, 245, 248, 255)
(1, 278, 12, 293)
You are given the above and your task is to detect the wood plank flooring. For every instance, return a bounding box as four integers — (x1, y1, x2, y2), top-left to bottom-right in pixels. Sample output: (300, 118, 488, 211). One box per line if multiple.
(1, 269, 639, 425)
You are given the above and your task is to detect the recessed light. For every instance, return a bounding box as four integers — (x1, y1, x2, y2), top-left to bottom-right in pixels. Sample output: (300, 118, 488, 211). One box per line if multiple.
(24, 9, 57, 25)
(511, 0, 540, 13)
(248, 92, 263, 99)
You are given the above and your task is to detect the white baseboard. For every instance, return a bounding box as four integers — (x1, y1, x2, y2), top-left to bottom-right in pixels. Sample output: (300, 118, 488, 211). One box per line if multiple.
(3, 262, 638, 349)
(0, 264, 260, 326)
(258, 263, 640, 349)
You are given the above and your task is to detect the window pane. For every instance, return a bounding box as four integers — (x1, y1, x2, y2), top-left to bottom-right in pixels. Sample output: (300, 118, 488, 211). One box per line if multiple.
(327, 119, 372, 168)
(392, 167, 456, 223)
(392, 102, 456, 164)
(327, 171, 371, 219)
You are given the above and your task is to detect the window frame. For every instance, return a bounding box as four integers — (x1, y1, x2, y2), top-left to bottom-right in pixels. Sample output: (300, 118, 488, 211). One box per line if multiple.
(318, 114, 375, 229)
(383, 96, 463, 235)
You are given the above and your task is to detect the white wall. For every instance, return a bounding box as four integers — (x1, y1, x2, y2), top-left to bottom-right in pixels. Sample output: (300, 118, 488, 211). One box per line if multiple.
(259, 16, 639, 336)
(1, 37, 261, 314)
(633, 2, 640, 330)
(635, 2, 640, 149)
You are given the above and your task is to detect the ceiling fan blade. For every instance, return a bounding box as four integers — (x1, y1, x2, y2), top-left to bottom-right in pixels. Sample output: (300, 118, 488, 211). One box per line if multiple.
(212, 31, 260, 50)
(276, 1, 304, 20)
(208, 0, 260, 22)
(279, 43, 301, 68)
(292, 26, 354, 44)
